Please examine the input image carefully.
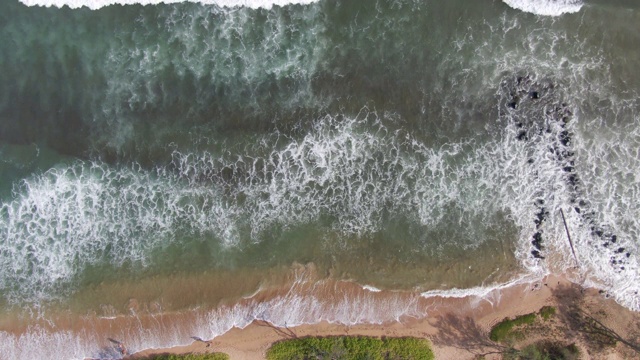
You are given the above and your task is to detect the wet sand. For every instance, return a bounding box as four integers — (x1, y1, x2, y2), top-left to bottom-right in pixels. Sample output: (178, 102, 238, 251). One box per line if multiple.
(125, 273, 640, 360)
(3, 267, 638, 360)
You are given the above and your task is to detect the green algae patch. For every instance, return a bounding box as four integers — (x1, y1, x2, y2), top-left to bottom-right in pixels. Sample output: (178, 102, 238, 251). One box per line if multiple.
(266, 336, 434, 360)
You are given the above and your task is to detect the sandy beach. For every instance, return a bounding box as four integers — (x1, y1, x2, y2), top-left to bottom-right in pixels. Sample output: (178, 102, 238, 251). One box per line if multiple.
(125, 273, 640, 360)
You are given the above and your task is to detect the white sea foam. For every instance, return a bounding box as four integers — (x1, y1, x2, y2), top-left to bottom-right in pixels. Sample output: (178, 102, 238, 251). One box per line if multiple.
(502, 0, 583, 16)
(362, 285, 382, 292)
(4, 103, 639, 310)
(6, 0, 640, 319)
(0, 113, 458, 303)
(451, 5, 640, 311)
(19, 0, 320, 10)
(171, 113, 490, 238)
(0, 162, 240, 303)
(0, 274, 560, 360)
(3, 2, 640, 359)
(421, 273, 545, 308)
(2, 107, 640, 355)
(98, 0, 325, 147)
(0, 275, 428, 360)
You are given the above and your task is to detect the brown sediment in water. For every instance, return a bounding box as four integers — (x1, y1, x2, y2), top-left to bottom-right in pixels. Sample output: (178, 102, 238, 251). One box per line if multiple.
(324, 235, 520, 291)
(62, 265, 298, 316)
(31, 226, 519, 321)
(5, 231, 520, 321)
(0, 242, 538, 360)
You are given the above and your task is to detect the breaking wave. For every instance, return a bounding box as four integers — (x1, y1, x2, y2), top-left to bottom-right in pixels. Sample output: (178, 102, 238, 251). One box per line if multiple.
(3, 106, 640, 310)
(2, 2, 640, 359)
(19, 0, 320, 10)
(0, 267, 540, 360)
(502, 0, 584, 16)
(0, 162, 240, 303)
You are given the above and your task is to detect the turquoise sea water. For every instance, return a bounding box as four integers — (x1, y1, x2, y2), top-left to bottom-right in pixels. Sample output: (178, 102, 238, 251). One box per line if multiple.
(1, 0, 640, 358)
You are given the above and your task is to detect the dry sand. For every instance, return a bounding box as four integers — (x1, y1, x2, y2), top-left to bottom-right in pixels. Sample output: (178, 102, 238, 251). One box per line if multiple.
(127, 273, 640, 360)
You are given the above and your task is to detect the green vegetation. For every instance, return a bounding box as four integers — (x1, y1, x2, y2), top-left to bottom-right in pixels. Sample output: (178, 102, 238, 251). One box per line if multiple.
(489, 306, 557, 343)
(266, 336, 434, 360)
(504, 341, 580, 360)
(137, 353, 230, 360)
(489, 313, 537, 342)
(538, 306, 556, 321)
(488, 306, 579, 359)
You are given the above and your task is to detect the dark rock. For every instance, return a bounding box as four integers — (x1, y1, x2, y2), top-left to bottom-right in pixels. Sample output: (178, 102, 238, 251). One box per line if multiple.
(534, 209, 546, 226)
(559, 130, 570, 146)
(503, 74, 621, 266)
(532, 232, 543, 250)
(531, 250, 545, 259)
(568, 174, 578, 186)
(517, 131, 527, 141)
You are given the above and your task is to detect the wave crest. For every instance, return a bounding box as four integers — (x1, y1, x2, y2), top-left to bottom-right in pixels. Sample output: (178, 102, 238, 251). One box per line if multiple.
(502, 0, 583, 16)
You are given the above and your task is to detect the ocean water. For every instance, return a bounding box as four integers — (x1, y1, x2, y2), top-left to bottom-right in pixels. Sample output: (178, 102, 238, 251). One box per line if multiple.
(1, 0, 640, 358)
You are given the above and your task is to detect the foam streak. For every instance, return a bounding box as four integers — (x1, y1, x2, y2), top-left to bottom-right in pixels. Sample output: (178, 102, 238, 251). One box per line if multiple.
(19, 0, 320, 10)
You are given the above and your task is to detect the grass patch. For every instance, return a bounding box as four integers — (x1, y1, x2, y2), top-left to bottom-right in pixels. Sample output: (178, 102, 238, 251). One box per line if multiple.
(538, 306, 556, 321)
(504, 341, 580, 360)
(266, 336, 434, 360)
(489, 313, 537, 342)
(490, 306, 556, 343)
(137, 353, 230, 360)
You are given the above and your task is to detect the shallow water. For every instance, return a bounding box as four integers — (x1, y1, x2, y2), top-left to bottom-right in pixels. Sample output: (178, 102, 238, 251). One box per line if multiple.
(1, 0, 640, 358)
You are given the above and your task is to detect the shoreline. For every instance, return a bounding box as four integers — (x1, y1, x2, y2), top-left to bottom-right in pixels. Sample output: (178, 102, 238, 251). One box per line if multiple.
(3, 269, 638, 359)
(125, 273, 640, 360)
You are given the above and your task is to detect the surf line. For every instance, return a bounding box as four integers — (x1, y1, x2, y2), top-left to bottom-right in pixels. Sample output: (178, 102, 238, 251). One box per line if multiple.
(502, 74, 630, 271)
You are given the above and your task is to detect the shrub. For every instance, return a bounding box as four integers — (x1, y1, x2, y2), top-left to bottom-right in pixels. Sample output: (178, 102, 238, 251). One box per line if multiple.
(489, 313, 537, 342)
(504, 341, 580, 360)
(538, 306, 556, 321)
(266, 336, 434, 360)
